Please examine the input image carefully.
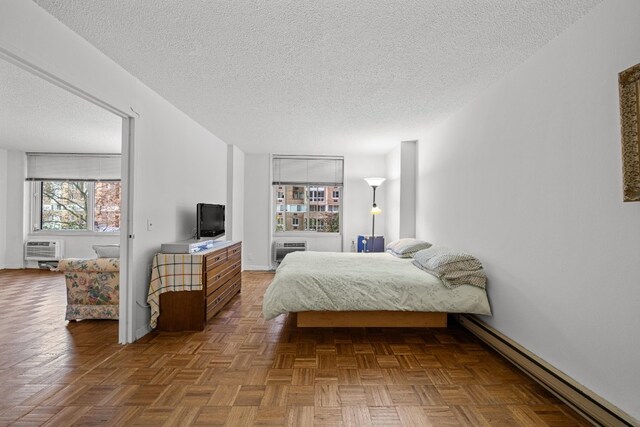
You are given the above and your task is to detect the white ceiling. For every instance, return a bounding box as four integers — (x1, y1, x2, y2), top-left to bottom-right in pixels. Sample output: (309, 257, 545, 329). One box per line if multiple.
(0, 59, 122, 154)
(33, 0, 601, 155)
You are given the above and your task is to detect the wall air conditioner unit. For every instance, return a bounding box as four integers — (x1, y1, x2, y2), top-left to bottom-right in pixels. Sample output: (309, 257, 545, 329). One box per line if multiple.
(24, 239, 64, 261)
(273, 241, 307, 264)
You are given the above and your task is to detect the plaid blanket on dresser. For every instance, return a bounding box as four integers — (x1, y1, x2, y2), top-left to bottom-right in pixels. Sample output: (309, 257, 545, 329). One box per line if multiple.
(147, 253, 204, 328)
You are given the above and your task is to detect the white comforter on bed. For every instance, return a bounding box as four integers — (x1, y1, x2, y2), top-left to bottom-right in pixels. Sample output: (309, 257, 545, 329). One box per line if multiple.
(262, 251, 492, 320)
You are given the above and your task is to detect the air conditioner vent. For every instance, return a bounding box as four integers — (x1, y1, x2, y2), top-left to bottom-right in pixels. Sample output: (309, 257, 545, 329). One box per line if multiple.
(282, 242, 306, 248)
(25, 239, 64, 261)
(273, 241, 307, 263)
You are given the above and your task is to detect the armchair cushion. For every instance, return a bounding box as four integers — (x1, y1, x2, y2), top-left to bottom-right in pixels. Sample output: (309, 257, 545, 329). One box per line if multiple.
(59, 257, 119, 272)
(59, 258, 120, 320)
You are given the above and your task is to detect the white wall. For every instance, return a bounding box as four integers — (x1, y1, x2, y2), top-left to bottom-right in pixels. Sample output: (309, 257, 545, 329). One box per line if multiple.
(384, 145, 401, 243)
(342, 154, 386, 251)
(3, 150, 27, 268)
(399, 141, 417, 238)
(131, 91, 228, 337)
(385, 141, 418, 242)
(243, 153, 271, 269)
(0, 0, 232, 340)
(227, 145, 245, 244)
(415, 0, 640, 419)
(0, 149, 7, 268)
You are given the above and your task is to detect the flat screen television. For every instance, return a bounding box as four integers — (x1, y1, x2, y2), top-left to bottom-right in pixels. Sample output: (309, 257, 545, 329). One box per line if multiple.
(196, 203, 225, 239)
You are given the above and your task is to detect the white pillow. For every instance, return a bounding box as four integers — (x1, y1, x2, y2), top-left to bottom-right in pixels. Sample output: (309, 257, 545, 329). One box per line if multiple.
(385, 238, 432, 258)
(92, 244, 120, 258)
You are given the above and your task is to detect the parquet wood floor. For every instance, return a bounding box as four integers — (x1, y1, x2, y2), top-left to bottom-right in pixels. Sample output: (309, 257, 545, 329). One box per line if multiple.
(0, 269, 589, 426)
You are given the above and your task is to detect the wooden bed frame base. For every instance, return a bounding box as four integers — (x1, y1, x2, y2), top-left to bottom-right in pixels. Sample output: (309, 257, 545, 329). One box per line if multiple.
(296, 311, 448, 328)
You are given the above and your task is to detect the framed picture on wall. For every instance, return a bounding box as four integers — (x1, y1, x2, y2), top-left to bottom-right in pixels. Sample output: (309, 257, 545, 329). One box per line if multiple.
(619, 62, 640, 202)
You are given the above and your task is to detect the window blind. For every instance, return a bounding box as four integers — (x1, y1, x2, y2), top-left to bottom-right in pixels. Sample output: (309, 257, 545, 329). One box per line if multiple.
(272, 155, 344, 185)
(26, 152, 121, 181)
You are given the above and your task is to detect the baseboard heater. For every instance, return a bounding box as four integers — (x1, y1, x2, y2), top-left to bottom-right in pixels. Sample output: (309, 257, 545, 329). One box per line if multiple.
(456, 315, 637, 427)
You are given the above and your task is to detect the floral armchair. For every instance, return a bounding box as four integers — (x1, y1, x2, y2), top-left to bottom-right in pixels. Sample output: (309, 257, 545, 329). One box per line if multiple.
(58, 258, 120, 320)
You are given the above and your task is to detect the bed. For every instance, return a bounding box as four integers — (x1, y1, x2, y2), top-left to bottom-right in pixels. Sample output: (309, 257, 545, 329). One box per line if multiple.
(262, 251, 492, 327)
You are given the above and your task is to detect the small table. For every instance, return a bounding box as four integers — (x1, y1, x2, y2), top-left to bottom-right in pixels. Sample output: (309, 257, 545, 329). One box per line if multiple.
(357, 235, 385, 253)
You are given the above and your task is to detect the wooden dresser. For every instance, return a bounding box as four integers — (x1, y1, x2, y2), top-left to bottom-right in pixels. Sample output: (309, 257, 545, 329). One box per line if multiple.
(156, 241, 242, 331)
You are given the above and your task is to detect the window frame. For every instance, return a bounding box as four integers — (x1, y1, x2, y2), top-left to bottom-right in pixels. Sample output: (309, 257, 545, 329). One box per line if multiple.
(31, 180, 121, 235)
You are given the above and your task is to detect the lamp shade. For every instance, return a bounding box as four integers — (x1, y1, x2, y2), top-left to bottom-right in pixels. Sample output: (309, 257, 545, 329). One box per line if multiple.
(371, 204, 382, 215)
(364, 177, 386, 187)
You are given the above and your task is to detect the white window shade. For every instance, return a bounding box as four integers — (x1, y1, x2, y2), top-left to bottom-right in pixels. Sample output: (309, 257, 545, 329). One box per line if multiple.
(26, 153, 121, 181)
(272, 155, 343, 185)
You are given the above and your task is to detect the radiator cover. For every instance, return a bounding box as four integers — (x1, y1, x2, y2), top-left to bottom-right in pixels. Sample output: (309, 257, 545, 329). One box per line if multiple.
(24, 239, 64, 261)
(273, 241, 307, 263)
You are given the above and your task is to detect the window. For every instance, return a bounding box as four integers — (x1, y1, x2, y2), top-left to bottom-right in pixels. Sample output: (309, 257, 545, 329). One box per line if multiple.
(272, 155, 343, 234)
(27, 153, 122, 233)
(309, 187, 325, 201)
(293, 188, 305, 200)
(286, 204, 306, 212)
(273, 185, 341, 233)
(37, 180, 121, 232)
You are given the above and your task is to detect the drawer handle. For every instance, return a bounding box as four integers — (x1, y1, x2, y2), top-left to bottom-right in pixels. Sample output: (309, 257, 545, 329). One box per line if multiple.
(215, 256, 220, 261)
(216, 275, 221, 280)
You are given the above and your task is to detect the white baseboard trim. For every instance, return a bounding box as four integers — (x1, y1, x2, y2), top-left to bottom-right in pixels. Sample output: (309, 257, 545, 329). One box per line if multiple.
(136, 324, 152, 340)
(456, 315, 638, 427)
(243, 265, 274, 271)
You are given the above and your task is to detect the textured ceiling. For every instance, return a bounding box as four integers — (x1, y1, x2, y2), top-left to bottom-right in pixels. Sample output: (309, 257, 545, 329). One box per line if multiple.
(0, 59, 121, 153)
(33, 0, 600, 155)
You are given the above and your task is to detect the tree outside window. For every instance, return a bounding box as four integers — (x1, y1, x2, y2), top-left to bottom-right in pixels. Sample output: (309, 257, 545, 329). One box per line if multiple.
(41, 181, 88, 230)
(94, 181, 121, 232)
(40, 181, 121, 232)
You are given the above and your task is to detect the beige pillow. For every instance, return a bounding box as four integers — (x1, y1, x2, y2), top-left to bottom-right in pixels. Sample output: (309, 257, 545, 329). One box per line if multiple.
(412, 246, 487, 289)
(92, 244, 120, 258)
(386, 238, 432, 258)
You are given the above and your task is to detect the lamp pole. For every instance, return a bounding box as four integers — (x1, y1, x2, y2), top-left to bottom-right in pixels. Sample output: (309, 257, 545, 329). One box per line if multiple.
(364, 177, 385, 253)
(371, 185, 377, 238)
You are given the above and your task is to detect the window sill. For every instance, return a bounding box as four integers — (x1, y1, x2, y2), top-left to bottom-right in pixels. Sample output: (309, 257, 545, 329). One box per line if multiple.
(29, 231, 120, 237)
(273, 232, 341, 238)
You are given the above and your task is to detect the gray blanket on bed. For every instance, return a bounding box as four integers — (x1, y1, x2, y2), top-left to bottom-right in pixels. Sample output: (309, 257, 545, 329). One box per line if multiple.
(262, 251, 492, 320)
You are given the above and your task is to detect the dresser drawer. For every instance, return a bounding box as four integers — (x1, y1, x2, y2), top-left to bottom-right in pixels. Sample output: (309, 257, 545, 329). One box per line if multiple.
(206, 262, 230, 290)
(227, 243, 242, 258)
(226, 254, 241, 273)
(206, 273, 241, 320)
(206, 264, 233, 296)
(207, 262, 239, 296)
(205, 249, 227, 271)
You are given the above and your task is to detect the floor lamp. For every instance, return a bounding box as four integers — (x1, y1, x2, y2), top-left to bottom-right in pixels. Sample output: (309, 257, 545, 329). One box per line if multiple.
(364, 177, 385, 244)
